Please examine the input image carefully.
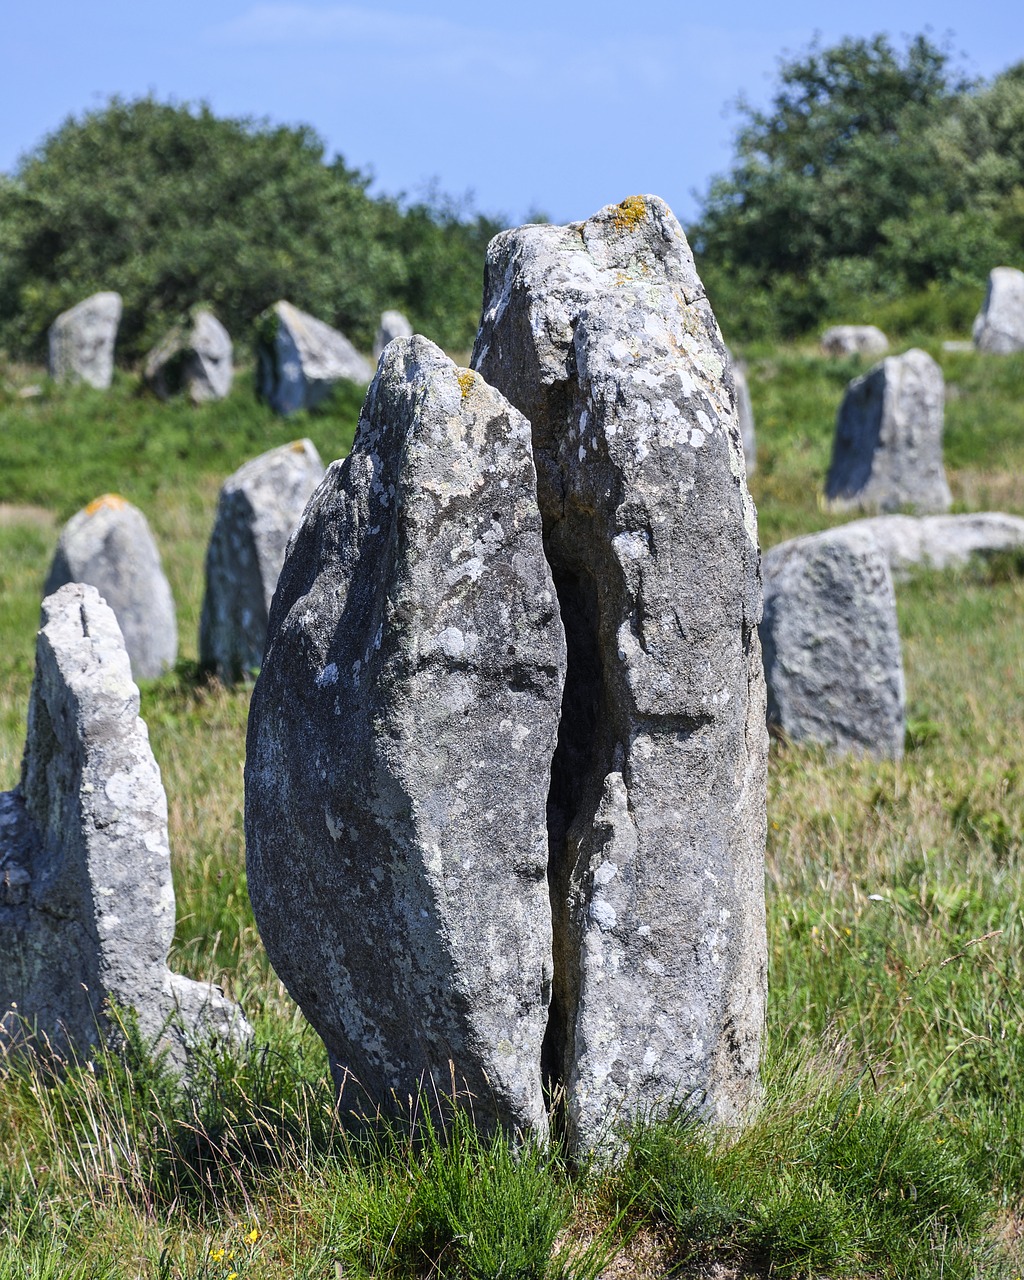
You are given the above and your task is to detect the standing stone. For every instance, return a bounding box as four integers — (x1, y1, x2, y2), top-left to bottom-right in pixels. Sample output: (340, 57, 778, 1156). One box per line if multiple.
(730, 354, 757, 474)
(972, 267, 1024, 354)
(256, 300, 373, 416)
(373, 309, 414, 362)
(200, 439, 325, 683)
(0, 584, 250, 1066)
(760, 526, 906, 759)
(820, 325, 889, 358)
(44, 495, 177, 681)
(825, 348, 952, 514)
(145, 308, 234, 403)
(473, 195, 767, 1153)
(245, 337, 565, 1139)
(48, 292, 122, 389)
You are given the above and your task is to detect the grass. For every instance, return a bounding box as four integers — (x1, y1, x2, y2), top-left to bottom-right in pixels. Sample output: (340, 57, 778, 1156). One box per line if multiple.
(1, 346, 1023, 1276)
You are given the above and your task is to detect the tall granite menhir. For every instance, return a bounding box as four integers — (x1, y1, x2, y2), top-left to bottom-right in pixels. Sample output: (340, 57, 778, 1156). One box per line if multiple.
(245, 338, 566, 1139)
(473, 195, 767, 1151)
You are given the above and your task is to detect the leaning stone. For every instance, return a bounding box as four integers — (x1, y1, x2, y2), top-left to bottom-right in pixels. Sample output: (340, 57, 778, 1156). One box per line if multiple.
(245, 337, 565, 1139)
(145, 308, 233, 403)
(972, 267, 1024, 354)
(0, 584, 251, 1067)
(820, 325, 889, 358)
(48, 292, 122, 389)
(200, 439, 325, 683)
(839, 512, 1024, 581)
(255, 300, 373, 416)
(373, 309, 414, 362)
(44, 495, 177, 681)
(825, 348, 951, 514)
(730, 354, 756, 474)
(473, 195, 767, 1154)
(761, 526, 905, 759)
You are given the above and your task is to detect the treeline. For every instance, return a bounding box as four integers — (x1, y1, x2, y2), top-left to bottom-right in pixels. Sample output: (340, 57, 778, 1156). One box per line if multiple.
(692, 35, 1024, 342)
(0, 98, 502, 363)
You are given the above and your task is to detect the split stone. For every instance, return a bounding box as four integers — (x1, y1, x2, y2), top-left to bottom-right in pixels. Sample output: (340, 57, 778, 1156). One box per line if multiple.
(44, 495, 178, 681)
(373, 309, 414, 362)
(245, 337, 565, 1139)
(760, 526, 906, 759)
(473, 195, 767, 1154)
(200, 439, 325, 683)
(820, 325, 889, 358)
(972, 267, 1024, 354)
(0, 583, 251, 1066)
(836, 512, 1024, 582)
(145, 308, 233, 403)
(256, 300, 373, 416)
(48, 292, 122, 389)
(825, 348, 952, 514)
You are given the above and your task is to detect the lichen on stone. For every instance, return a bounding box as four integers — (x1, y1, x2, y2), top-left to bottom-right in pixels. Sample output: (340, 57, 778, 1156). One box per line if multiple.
(612, 196, 647, 232)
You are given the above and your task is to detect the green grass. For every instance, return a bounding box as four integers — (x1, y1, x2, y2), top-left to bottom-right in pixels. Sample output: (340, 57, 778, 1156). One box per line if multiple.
(2, 352, 1024, 1276)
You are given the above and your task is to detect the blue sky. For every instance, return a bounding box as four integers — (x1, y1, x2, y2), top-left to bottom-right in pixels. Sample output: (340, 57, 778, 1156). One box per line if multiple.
(2, 2, 1022, 228)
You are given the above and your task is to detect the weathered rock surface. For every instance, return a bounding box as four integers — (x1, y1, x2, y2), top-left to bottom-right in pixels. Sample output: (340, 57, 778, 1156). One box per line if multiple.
(245, 337, 565, 1138)
(145, 308, 233, 403)
(256, 300, 373, 415)
(731, 354, 756, 474)
(820, 325, 889, 358)
(825, 348, 952, 514)
(48, 292, 122, 389)
(760, 526, 905, 759)
(0, 584, 250, 1066)
(200, 439, 325, 683)
(373, 309, 414, 362)
(45, 495, 177, 681)
(838, 512, 1024, 581)
(972, 267, 1024, 354)
(473, 195, 767, 1153)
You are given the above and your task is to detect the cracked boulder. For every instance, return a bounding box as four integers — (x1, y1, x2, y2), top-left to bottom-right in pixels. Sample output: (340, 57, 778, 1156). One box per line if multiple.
(245, 337, 565, 1138)
(0, 584, 251, 1067)
(825, 348, 951, 515)
(256, 301, 373, 415)
(473, 195, 767, 1153)
(48, 292, 122, 389)
(44, 494, 177, 681)
(200, 439, 325, 683)
(145, 308, 234, 403)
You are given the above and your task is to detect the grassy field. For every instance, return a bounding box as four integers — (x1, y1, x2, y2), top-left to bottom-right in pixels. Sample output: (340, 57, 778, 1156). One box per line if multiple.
(1, 344, 1023, 1278)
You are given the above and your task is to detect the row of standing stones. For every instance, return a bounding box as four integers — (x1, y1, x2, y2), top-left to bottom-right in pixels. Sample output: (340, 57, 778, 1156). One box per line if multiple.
(7, 199, 1024, 1150)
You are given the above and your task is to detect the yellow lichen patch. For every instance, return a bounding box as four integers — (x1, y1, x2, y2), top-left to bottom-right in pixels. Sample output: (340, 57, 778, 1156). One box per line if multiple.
(456, 369, 476, 400)
(612, 196, 647, 231)
(85, 493, 126, 516)
(290, 440, 307, 452)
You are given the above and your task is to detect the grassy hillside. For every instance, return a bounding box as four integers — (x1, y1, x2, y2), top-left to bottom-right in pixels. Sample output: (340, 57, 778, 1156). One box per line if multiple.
(1, 345, 1023, 1278)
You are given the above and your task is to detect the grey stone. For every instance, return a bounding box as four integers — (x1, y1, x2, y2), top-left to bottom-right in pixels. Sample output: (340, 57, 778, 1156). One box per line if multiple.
(942, 340, 974, 354)
(256, 300, 373, 415)
(48, 292, 122, 389)
(473, 195, 767, 1153)
(730, 355, 756, 474)
(0, 584, 251, 1067)
(45, 495, 177, 681)
(200, 439, 325, 683)
(838, 512, 1024, 581)
(760, 526, 905, 759)
(373, 309, 414, 362)
(820, 325, 889, 358)
(145, 308, 233, 403)
(972, 267, 1024, 354)
(245, 336, 565, 1139)
(825, 348, 952, 515)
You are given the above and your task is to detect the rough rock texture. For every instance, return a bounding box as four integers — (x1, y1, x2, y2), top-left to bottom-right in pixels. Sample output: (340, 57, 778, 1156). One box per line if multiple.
(0, 584, 250, 1066)
(256, 300, 373, 415)
(972, 267, 1024, 354)
(731, 355, 756, 474)
(200, 439, 325, 683)
(820, 325, 889, 358)
(145, 309, 234, 403)
(245, 337, 566, 1138)
(825, 348, 952, 515)
(760, 526, 906, 759)
(45, 495, 177, 681)
(838, 512, 1024, 581)
(48, 292, 122, 389)
(373, 309, 414, 362)
(472, 195, 767, 1154)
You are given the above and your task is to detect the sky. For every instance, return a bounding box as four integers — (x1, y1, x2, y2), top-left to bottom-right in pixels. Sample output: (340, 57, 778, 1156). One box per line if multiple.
(2, 1, 1023, 229)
